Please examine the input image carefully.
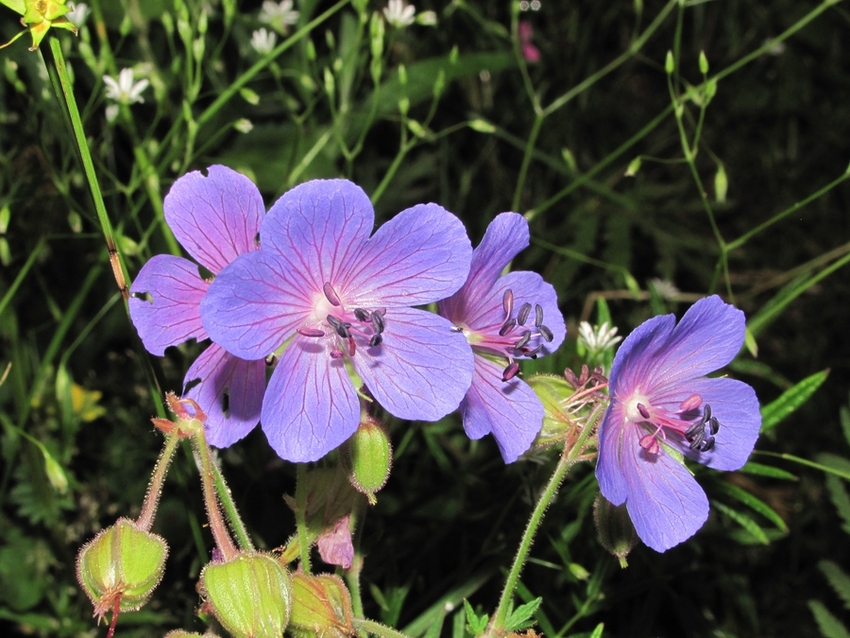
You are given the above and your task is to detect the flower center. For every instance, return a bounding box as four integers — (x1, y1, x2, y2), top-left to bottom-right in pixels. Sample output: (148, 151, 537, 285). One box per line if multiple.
(464, 288, 555, 382)
(625, 393, 720, 455)
(296, 282, 386, 359)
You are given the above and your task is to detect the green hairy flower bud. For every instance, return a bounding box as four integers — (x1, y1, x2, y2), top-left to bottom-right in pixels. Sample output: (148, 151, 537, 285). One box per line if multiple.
(76, 518, 168, 621)
(200, 553, 292, 638)
(345, 416, 392, 504)
(288, 573, 354, 638)
(593, 495, 639, 568)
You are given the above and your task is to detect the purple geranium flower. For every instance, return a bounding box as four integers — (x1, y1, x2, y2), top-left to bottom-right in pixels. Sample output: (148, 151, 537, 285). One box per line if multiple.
(201, 179, 474, 463)
(438, 213, 566, 463)
(129, 165, 265, 448)
(595, 295, 761, 552)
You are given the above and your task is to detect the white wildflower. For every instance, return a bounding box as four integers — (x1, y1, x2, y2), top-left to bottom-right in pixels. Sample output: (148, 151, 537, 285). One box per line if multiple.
(251, 28, 278, 55)
(66, 3, 90, 28)
(578, 321, 622, 354)
(383, 0, 416, 28)
(648, 278, 680, 301)
(102, 68, 149, 123)
(259, 0, 299, 33)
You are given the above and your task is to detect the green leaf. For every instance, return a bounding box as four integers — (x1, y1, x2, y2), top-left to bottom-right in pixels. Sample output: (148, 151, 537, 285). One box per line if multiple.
(760, 369, 829, 432)
(819, 560, 850, 610)
(824, 473, 850, 537)
(809, 600, 850, 638)
(738, 461, 798, 481)
(505, 596, 542, 632)
(713, 502, 769, 545)
(463, 600, 488, 636)
(841, 403, 850, 449)
(589, 623, 605, 638)
(716, 482, 787, 532)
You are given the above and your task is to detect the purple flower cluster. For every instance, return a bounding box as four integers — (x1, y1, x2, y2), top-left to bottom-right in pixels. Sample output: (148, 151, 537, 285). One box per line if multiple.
(595, 295, 761, 552)
(130, 168, 564, 464)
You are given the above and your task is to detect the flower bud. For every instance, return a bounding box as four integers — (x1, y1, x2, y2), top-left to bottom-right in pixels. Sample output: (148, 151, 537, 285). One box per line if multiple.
(200, 553, 292, 638)
(344, 417, 392, 504)
(288, 573, 353, 638)
(76, 518, 168, 621)
(525, 374, 578, 447)
(593, 495, 639, 568)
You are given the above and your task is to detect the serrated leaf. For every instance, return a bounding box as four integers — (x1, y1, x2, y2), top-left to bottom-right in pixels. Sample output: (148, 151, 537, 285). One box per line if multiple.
(824, 474, 850, 537)
(463, 600, 488, 635)
(713, 502, 769, 545)
(738, 461, 798, 481)
(505, 596, 542, 632)
(841, 404, 850, 449)
(760, 369, 829, 432)
(809, 600, 850, 638)
(716, 482, 787, 532)
(820, 560, 850, 610)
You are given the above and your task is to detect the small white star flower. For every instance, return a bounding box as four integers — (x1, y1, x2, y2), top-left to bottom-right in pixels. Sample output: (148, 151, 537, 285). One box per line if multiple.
(383, 0, 416, 28)
(259, 0, 299, 33)
(251, 28, 278, 55)
(66, 3, 90, 28)
(102, 69, 149, 123)
(648, 278, 680, 301)
(578, 321, 622, 355)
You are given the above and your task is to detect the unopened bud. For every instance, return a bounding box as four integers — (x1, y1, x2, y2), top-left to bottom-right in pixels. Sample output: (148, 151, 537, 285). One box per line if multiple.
(525, 374, 577, 448)
(201, 553, 292, 638)
(345, 417, 392, 504)
(76, 518, 168, 622)
(288, 573, 354, 638)
(593, 495, 639, 568)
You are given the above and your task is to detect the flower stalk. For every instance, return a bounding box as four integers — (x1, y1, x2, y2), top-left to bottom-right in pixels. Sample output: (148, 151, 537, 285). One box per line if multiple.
(485, 402, 602, 636)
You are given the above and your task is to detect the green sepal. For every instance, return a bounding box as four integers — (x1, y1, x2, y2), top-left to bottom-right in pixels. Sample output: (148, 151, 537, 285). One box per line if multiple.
(76, 518, 168, 619)
(288, 573, 354, 637)
(201, 553, 292, 638)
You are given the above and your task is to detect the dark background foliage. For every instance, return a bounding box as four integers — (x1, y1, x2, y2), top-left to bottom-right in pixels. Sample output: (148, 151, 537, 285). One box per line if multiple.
(1, 0, 849, 636)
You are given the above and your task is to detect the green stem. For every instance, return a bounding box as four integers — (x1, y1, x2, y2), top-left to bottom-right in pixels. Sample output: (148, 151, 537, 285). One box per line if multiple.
(42, 36, 131, 303)
(352, 618, 413, 638)
(210, 456, 255, 552)
(486, 413, 598, 635)
(136, 434, 180, 532)
(727, 171, 850, 251)
(512, 112, 543, 212)
(295, 463, 312, 573)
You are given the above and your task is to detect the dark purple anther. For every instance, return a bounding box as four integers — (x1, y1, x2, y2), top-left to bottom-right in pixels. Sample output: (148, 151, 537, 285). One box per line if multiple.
(330, 349, 344, 359)
(499, 318, 517, 336)
(371, 310, 385, 334)
(503, 289, 514, 317)
(534, 304, 544, 327)
(688, 430, 705, 450)
(323, 282, 341, 306)
(347, 337, 356, 356)
(369, 334, 383, 347)
(526, 344, 543, 358)
(684, 419, 702, 439)
(327, 315, 351, 339)
(707, 416, 720, 435)
(637, 403, 651, 419)
(538, 324, 554, 342)
(517, 303, 532, 326)
(514, 330, 532, 350)
(502, 361, 521, 382)
(354, 308, 370, 322)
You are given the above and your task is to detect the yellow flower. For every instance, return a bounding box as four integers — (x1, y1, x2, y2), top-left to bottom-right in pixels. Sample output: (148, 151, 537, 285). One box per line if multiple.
(0, 0, 78, 51)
